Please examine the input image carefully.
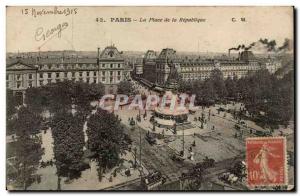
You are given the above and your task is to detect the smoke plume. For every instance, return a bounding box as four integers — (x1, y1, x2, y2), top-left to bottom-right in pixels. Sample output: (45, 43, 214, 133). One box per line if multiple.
(229, 38, 293, 53)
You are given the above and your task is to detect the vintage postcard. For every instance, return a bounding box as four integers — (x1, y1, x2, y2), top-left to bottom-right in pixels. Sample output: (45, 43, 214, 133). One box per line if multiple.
(6, 6, 295, 191)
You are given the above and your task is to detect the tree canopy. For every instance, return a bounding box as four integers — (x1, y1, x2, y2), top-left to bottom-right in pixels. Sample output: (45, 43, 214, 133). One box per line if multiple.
(51, 112, 86, 178)
(117, 80, 136, 95)
(9, 106, 44, 190)
(7, 89, 18, 119)
(25, 81, 105, 115)
(178, 68, 294, 128)
(86, 109, 130, 181)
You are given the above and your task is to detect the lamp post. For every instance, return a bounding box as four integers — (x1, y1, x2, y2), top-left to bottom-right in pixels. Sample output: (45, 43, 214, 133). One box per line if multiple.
(182, 129, 185, 157)
(133, 147, 137, 168)
(139, 127, 142, 167)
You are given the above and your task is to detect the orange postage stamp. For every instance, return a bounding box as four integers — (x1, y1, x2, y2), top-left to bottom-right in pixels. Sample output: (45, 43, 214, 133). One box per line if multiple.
(246, 137, 287, 187)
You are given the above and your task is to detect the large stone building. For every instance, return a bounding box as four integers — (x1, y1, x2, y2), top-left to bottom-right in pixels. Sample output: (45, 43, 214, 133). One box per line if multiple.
(262, 56, 282, 74)
(180, 50, 261, 81)
(155, 48, 181, 86)
(6, 45, 131, 103)
(142, 50, 157, 84)
(98, 45, 131, 93)
(142, 48, 279, 87)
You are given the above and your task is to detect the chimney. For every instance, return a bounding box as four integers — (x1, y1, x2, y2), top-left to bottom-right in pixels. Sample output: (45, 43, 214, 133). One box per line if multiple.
(97, 47, 100, 65)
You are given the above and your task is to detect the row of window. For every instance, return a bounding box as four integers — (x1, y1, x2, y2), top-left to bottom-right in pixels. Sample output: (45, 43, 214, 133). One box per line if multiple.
(183, 73, 249, 81)
(182, 73, 210, 78)
(7, 81, 33, 89)
(7, 70, 124, 81)
(7, 74, 34, 81)
(41, 71, 97, 79)
(8, 75, 125, 89)
(101, 63, 123, 69)
(181, 67, 214, 72)
(101, 76, 122, 82)
(183, 76, 209, 81)
(37, 78, 97, 86)
(182, 70, 250, 78)
(221, 66, 259, 70)
(101, 71, 122, 76)
(37, 63, 125, 70)
(180, 65, 260, 72)
(39, 63, 97, 70)
(7, 77, 99, 89)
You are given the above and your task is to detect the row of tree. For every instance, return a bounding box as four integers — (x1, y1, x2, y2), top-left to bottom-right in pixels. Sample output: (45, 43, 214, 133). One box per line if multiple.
(7, 106, 44, 190)
(178, 69, 294, 128)
(8, 80, 131, 189)
(25, 81, 105, 115)
(117, 80, 136, 95)
(86, 109, 131, 181)
(51, 112, 86, 181)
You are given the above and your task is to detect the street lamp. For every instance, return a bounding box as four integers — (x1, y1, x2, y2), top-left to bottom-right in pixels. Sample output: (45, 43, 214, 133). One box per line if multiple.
(133, 147, 137, 168)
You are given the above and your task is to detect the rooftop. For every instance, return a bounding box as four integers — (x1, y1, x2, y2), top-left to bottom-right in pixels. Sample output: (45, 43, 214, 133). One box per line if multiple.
(99, 45, 124, 60)
(6, 57, 98, 66)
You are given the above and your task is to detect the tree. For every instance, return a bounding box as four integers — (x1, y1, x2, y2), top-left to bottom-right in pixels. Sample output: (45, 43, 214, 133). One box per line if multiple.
(198, 79, 215, 105)
(194, 70, 227, 106)
(10, 106, 44, 190)
(237, 69, 294, 128)
(13, 135, 44, 190)
(71, 81, 105, 115)
(25, 83, 71, 115)
(264, 70, 294, 127)
(47, 82, 74, 114)
(25, 87, 51, 114)
(117, 81, 135, 95)
(86, 109, 129, 181)
(7, 89, 18, 119)
(51, 112, 86, 181)
(178, 79, 193, 94)
(209, 69, 227, 100)
(7, 90, 18, 135)
(14, 106, 42, 136)
(87, 83, 105, 100)
(25, 81, 105, 116)
(225, 75, 238, 100)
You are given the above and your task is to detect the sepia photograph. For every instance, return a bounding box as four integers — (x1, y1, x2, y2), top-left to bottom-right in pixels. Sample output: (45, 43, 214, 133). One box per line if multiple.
(5, 6, 295, 191)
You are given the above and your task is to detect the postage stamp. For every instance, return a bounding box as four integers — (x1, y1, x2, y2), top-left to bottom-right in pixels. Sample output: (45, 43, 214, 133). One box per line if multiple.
(246, 137, 287, 187)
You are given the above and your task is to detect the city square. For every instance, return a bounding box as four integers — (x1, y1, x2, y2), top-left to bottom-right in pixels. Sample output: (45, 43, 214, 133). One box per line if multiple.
(5, 6, 295, 191)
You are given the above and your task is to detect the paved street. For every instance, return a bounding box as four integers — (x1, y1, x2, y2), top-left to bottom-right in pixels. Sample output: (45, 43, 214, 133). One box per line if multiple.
(112, 79, 295, 190)
(123, 124, 194, 182)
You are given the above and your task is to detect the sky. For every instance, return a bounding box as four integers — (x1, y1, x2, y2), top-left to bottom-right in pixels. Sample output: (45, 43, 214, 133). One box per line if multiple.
(6, 6, 293, 53)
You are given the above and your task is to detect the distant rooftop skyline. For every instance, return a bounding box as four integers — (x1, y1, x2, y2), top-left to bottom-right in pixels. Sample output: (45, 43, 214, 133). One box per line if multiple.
(7, 6, 293, 53)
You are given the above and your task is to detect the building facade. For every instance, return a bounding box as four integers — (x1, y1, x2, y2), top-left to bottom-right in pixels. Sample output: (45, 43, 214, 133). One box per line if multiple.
(180, 52, 261, 81)
(98, 45, 131, 93)
(142, 49, 278, 86)
(155, 48, 181, 86)
(6, 46, 131, 100)
(262, 57, 282, 74)
(142, 50, 157, 84)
